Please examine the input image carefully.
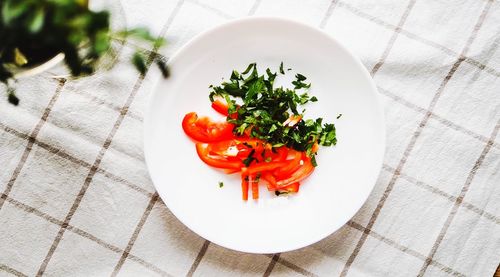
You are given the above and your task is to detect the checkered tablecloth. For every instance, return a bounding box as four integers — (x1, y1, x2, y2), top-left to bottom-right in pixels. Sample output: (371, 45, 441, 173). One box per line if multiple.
(1, 0, 499, 276)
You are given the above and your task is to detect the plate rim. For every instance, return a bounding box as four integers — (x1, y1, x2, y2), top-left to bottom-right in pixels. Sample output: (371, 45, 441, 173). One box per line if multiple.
(144, 16, 386, 253)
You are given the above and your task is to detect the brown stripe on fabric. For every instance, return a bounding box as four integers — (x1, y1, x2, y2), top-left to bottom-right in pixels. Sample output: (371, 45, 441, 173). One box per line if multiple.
(0, 263, 28, 277)
(346, 221, 465, 277)
(0, 123, 31, 141)
(371, 0, 417, 75)
(76, 90, 143, 122)
(319, 0, 340, 29)
(271, 256, 318, 277)
(471, 35, 500, 81)
(0, 121, 155, 198)
(0, 79, 66, 211)
(68, 220, 171, 276)
(3, 195, 171, 276)
(4, 196, 63, 226)
(111, 193, 159, 276)
(336, 0, 500, 78)
(378, 87, 500, 150)
(340, 54, 464, 277)
(382, 164, 456, 202)
(461, 201, 500, 225)
(97, 168, 154, 197)
(263, 254, 280, 277)
(45, 142, 151, 197)
(418, 120, 500, 276)
(383, 164, 500, 225)
(247, 0, 262, 15)
(340, 1, 493, 275)
(186, 240, 210, 277)
(35, 1, 185, 274)
(126, 254, 173, 277)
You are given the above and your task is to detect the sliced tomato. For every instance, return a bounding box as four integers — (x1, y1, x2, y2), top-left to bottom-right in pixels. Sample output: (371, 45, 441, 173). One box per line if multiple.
(274, 150, 302, 178)
(241, 168, 249, 201)
(247, 161, 288, 175)
(274, 147, 289, 161)
(182, 112, 234, 143)
(223, 168, 240, 174)
(276, 158, 314, 188)
(311, 142, 319, 154)
(280, 182, 300, 193)
(211, 99, 229, 116)
(250, 174, 259, 199)
(195, 143, 241, 169)
(261, 172, 277, 191)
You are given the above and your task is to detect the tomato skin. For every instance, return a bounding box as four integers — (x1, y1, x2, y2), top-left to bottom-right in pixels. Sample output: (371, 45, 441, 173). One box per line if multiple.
(182, 112, 234, 143)
(261, 172, 277, 191)
(276, 158, 314, 188)
(195, 143, 241, 170)
(241, 168, 249, 201)
(250, 174, 259, 199)
(211, 99, 229, 116)
(274, 150, 302, 178)
(183, 108, 318, 199)
(281, 182, 300, 192)
(247, 161, 288, 175)
(211, 98, 239, 119)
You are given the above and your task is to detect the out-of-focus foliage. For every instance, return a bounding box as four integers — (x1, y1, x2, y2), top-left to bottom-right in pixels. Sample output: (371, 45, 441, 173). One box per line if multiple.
(0, 0, 168, 104)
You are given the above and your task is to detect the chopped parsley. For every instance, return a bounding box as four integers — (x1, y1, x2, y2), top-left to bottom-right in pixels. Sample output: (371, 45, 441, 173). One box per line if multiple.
(218, 182, 224, 188)
(337, 113, 343, 119)
(209, 63, 338, 165)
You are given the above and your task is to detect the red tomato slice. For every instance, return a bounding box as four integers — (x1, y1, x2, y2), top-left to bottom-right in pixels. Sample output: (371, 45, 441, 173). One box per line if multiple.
(182, 112, 234, 143)
(241, 168, 249, 201)
(276, 158, 314, 188)
(250, 174, 259, 199)
(195, 143, 241, 170)
(261, 172, 277, 191)
(274, 150, 302, 178)
(247, 161, 288, 175)
(211, 99, 229, 116)
(280, 182, 300, 192)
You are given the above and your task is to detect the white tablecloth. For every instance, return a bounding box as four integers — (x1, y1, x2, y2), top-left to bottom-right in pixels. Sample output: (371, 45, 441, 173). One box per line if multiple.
(1, 0, 499, 276)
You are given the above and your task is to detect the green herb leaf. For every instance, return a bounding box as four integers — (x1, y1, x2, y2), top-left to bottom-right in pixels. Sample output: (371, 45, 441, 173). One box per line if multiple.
(219, 182, 224, 188)
(208, 63, 338, 161)
(242, 149, 256, 167)
(279, 62, 285, 74)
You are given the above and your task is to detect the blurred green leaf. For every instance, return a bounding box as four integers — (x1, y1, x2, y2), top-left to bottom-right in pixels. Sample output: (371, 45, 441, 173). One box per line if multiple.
(93, 30, 110, 54)
(14, 48, 28, 65)
(2, 0, 29, 25)
(27, 7, 45, 33)
(0, 0, 169, 105)
(132, 52, 147, 75)
(69, 14, 91, 29)
(117, 27, 165, 47)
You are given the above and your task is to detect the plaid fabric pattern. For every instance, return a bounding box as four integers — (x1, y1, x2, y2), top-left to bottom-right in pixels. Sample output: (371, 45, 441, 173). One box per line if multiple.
(1, 0, 499, 276)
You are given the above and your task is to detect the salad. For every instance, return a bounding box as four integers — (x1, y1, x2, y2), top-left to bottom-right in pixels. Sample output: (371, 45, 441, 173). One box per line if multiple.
(182, 63, 338, 200)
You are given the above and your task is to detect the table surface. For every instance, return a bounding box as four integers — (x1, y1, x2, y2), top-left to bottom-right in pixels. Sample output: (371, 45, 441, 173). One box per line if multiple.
(0, 0, 499, 276)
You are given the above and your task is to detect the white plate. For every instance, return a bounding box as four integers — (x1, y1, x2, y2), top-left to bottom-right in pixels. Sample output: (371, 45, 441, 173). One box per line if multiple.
(144, 17, 385, 254)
